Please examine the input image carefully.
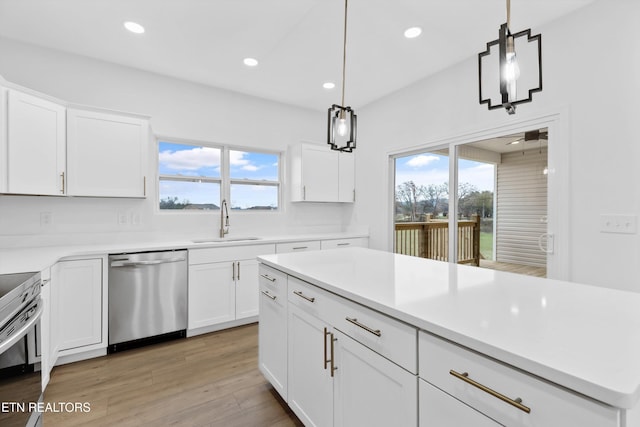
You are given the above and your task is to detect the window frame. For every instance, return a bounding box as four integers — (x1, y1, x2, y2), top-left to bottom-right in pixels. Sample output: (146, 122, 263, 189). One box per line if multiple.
(156, 137, 283, 213)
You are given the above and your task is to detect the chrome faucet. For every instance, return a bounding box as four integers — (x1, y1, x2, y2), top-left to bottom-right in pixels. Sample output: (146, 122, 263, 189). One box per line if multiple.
(220, 199, 230, 238)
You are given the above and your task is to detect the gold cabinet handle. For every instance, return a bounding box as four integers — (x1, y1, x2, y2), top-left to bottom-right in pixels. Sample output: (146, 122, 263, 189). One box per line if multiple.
(232, 262, 236, 281)
(260, 273, 276, 282)
(345, 317, 381, 337)
(60, 172, 65, 194)
(293, 290, 315, 303)
(449, 370, 531, 414)
(237, 261, 240, 280)
(261, 290, 276, 300)
(143, 176, 146, 197)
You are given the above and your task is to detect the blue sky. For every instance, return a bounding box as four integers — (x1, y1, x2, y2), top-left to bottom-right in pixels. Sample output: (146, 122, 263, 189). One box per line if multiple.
(395, 153, 495, 193)
(158, 142, 279, 208)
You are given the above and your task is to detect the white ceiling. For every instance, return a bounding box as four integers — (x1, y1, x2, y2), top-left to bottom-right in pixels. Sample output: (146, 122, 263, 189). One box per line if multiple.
(0, 0, 595, 111)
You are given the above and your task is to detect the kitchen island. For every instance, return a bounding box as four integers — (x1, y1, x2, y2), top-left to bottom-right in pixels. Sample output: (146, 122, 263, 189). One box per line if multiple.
(257, 247, 640, 426)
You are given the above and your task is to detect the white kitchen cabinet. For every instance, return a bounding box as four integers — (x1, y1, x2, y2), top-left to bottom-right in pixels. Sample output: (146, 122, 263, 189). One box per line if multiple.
(418, 331, 619, 427)
(419, 379, 500, 427)
(188, 244, 275, 334)
(6, 90, 66, 195)
(283, 274, 418, 427)
(320, 237, 368, 250)
(333, 329, 417, 427)
(66, 108, 148, 197)
(52, 258, 103, 352)
(287, 303, 334, 427)
(290, 143, 355, 203)
(275, 240, 321, 253)
(39, 267, 53, 391)
(258, 265, 288, 400)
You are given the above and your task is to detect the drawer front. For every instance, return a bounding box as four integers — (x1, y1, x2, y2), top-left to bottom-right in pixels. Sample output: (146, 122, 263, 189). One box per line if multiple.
(320, 237, 368, 250)
(276, 240, 321, 253)
(331, 296, 417, 374)
(287, 276, 333, 321)
(189, 243, 276, 265)
(419, 332, 619, 427)
(259, 264, 287, 299)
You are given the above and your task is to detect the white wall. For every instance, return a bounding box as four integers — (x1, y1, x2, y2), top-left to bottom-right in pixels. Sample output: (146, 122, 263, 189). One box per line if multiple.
(354, 0, 640, 292)
(0, 37, 356, 248)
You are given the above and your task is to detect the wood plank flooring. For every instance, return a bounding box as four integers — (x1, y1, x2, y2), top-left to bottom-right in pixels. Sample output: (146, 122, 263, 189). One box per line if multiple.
(44, 324, 303, 427)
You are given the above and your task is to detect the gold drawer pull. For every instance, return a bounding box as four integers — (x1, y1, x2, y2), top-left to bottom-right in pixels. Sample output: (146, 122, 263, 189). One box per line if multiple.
(449, 370, 531, 414)
(261, 290, 276, 300)
(293, 290, 315, 303)
(260, 273, 276, 282)
(345, 317, 381, 337)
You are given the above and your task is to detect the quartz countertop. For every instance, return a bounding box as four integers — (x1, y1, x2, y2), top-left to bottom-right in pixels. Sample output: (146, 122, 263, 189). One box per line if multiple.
(0, 232, 367, 275)
(257, 247, 640, 410)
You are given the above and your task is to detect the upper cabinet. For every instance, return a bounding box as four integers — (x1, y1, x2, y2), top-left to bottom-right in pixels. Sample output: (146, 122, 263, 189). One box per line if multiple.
(0, 80, 149, 198)
(6, 90, 66, 195)
(66, 109, 148, 197)
(290, 143, 355, 203)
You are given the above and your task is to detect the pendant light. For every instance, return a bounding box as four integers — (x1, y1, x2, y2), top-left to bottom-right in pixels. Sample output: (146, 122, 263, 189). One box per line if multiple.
(478, 0, 542, 115)
(328, 0, 357, 152)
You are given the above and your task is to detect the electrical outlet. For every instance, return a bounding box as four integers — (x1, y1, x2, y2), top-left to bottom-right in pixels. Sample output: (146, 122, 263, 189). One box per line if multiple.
(117, 212, 128, 225)
(131, 212, 141, 226)
(40, 212, 53, 227)
(600, 214, 637, 234)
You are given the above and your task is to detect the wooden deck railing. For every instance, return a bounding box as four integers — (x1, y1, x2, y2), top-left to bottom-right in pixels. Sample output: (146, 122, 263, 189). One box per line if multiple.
(394, 214, 481, 265)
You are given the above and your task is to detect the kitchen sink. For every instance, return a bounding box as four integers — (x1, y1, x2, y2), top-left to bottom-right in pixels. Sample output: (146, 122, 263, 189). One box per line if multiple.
(192, 237, 262, 243)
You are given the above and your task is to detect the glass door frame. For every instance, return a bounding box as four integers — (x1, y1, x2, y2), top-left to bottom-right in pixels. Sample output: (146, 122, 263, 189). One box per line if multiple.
(387, 109, 570, 280)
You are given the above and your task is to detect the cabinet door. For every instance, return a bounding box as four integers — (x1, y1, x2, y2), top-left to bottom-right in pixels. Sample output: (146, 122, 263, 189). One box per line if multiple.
(54, 259, 103, 351)
(7, 90, 66, 195)
(188, 262, 235, 329)
(235, 259, 259, 319)
(419, 379, 500, 427)
(337, 152, 355, 203)
(258, 271, 287, 400)
(302, 144, 338, 202)
(333, 330, 417, 427)
(66, 108, 147, 197)
(287, 304, 334, 427)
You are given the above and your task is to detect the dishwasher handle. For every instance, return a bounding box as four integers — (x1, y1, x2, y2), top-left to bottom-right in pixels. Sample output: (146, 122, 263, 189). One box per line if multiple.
(110, 257, 186, 268)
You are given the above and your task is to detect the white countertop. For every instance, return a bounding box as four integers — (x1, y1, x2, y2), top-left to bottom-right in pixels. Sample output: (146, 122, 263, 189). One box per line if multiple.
(258, 247, 640, 410)
(0, 232, 367, 275)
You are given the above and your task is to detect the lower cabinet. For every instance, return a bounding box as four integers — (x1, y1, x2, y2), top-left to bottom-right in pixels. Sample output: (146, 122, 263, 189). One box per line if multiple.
(188, 244, 276, 333)
(258, 265, 288, 400)
(280, 271, 418, 427)
(50, 258, 104, 358)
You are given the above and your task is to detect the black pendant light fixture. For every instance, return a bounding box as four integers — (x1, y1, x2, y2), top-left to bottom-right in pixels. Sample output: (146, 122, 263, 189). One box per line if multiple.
(328, 0, 357, 152)
(478, 0, 542, 115)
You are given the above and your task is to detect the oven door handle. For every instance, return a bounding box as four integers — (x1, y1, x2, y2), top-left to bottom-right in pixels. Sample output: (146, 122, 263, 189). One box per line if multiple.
(0, 302, 42, 356)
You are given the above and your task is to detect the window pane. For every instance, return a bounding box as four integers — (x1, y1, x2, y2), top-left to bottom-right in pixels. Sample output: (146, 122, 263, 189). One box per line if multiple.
(230, 184, 278, 210)
(159, 179, 220, 210)
(159, 141, 220, 178)
(229, 150, 278, 181)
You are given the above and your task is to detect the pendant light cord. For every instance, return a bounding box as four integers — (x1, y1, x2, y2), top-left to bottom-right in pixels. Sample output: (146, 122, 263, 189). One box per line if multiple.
(340, 0, 348, 110)
(506, 0, 511, 30)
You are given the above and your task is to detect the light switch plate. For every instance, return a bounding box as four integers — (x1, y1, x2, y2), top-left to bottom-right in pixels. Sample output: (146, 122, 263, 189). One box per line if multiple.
(600, 214, 637, 234)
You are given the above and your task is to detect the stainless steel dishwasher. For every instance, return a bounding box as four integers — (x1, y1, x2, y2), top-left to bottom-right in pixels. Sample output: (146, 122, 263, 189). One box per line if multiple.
(108, 250, 187, 353)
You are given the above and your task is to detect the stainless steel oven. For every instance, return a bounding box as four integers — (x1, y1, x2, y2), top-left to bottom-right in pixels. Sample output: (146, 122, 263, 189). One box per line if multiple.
(0, 272, 43, 427)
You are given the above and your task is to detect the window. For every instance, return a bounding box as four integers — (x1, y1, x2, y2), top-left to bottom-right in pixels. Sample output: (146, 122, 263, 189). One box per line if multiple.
(158, 140, 280, 211)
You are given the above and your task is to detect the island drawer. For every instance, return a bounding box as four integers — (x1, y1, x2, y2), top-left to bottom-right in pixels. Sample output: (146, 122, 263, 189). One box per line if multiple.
(419, 332, 619, 427)
(287, 276, 334, 320)
(330, 295, 417, 374)
(259, 264, 287, 298)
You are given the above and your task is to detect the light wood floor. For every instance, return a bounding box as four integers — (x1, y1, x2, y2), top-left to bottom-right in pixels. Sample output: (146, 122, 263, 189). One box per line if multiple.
(44, 324, 303, 427)
(479, 259, 546, 278)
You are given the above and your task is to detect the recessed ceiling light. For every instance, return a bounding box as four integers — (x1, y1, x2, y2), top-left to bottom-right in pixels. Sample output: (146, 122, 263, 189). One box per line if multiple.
(404, 27, 422, 39)
(243, 58, 259, 67)
(323, 82, 336, 89)
(124, 21, 145, 34)
(506, 140, 521, 145)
